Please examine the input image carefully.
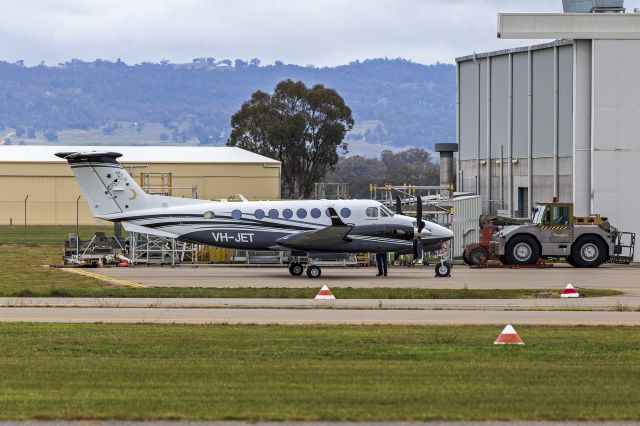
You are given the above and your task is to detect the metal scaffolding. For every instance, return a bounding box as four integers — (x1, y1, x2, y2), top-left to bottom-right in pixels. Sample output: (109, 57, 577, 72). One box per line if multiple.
(128, 232, 199, 266)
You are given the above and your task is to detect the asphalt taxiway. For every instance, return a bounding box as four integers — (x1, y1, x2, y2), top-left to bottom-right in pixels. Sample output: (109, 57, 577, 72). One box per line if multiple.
(2, 306, 640, 325)
(7, 263, 633, 325)
(84, 263, 640, 290)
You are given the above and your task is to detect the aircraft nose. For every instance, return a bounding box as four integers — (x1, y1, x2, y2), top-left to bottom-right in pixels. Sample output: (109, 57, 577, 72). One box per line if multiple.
(436, 223, 454, 241)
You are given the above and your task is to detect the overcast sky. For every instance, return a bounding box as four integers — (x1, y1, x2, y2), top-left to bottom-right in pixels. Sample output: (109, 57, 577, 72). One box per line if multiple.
(1, 0, 638, 67)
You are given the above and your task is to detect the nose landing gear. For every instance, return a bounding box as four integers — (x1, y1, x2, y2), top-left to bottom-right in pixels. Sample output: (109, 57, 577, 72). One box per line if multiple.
(435, 257, 453, 277)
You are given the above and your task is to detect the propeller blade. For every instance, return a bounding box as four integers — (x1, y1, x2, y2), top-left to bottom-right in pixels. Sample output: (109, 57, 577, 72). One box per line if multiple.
(413, 239, 418, 259)
(395, 195, 402, 214)
(417, 195, 424, 232)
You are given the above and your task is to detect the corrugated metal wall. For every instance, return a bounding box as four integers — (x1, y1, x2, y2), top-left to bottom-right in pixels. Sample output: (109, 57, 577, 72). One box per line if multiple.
(457, 41, 574, 217)
(451, 195, 481, 258)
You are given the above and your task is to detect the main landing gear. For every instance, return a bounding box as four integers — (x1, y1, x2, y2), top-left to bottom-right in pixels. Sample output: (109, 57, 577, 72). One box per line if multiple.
(288, 262, 304, 276)
(288, 262, 322, 278)
(289, 255, 453, 278)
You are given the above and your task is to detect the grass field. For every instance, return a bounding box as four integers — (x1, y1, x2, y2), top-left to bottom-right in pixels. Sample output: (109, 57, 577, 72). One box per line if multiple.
(0, 323, 638, 421)
(0, 225, 112, 245)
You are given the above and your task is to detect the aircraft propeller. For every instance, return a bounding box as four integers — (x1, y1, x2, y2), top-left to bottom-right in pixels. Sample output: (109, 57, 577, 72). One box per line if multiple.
(395, 194, 428, 259)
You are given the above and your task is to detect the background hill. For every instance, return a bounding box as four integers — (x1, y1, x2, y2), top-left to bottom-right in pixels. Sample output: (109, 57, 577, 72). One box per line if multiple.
(0, 58, 455, 156)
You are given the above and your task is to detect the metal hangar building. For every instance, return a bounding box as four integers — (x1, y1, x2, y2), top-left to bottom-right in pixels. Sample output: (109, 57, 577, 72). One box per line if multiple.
(456, 4, 640, 259)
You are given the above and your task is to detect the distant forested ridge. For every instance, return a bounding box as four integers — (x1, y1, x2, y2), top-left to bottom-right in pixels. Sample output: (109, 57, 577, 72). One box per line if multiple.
(0, 58, 455, 150)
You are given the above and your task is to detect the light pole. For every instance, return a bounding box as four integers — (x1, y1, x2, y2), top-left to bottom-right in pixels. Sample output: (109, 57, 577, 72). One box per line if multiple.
(76, 195, 81, 254)
(24, 195, 29, 242)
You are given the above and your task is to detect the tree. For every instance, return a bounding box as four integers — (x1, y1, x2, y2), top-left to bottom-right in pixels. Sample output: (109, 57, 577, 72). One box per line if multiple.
(326, 148, 439, 198)
(381, 149, 439, 186)
(227, 80, 354, 198)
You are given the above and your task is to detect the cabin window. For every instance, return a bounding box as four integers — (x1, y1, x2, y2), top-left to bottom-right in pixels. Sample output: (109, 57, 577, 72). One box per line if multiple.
(254, 209, 265, 219)
(340, 208, 351, 218)
(310, 208, 321, 219)
(283, 209, 293, 219)
(296, 208, 307, 219)
(366, 207, 378, 217)
(231, 209, 242, 220)
(203, 211, 214, 219)
(268, 209, 279, 219)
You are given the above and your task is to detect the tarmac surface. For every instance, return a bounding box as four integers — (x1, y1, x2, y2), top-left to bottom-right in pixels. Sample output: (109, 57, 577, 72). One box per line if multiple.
(11, 263, 634, 325)
(2, 306, 640, 325)
(90, 263, 640, 292)
(1, 295, 639, 310)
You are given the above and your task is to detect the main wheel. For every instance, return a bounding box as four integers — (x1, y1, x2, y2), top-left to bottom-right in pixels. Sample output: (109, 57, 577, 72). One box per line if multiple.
(571, 236, 607, 268)
(435, 260, 452, 277)
(306, 265, 322, 278)
(505, 235, 540, 265)
(468, 247, 489, 265)
(289, 262, 304, 276)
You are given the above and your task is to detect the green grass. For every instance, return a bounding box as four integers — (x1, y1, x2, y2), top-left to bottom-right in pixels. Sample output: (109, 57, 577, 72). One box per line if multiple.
(0, 225, 112, 244)
(0, 323, 639, 420)
(2, 285, 621, 299)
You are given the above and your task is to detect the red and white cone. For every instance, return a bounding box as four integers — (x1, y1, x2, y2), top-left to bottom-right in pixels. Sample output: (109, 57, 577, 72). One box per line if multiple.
(315, 285, 336, 300)
(494, 324, 525, 345)
(561, 283, 579, 298)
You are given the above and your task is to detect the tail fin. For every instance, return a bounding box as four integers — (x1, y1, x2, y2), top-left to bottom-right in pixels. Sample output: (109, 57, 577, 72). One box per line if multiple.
(56, 151, 156, 217)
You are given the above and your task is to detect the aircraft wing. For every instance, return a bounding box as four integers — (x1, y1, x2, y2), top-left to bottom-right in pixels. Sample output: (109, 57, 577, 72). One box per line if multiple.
(276, 207, 353, 250)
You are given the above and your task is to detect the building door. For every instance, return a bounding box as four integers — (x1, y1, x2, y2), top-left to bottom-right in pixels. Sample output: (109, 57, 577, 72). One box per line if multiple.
(517, 187, 529, 218)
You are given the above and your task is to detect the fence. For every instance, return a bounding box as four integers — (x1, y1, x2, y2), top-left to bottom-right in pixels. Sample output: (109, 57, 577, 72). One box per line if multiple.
(0, 197, 105, 228)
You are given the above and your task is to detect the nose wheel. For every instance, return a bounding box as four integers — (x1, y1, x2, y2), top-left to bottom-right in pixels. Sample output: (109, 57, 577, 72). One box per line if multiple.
(435, 256, 452, 278)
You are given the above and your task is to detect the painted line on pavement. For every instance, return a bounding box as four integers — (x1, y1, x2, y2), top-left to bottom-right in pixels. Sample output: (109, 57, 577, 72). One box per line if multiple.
(65, 269, 147, 288)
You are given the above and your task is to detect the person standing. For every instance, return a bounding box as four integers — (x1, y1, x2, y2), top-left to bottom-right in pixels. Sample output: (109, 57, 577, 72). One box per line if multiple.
(375, 252, 388, 276)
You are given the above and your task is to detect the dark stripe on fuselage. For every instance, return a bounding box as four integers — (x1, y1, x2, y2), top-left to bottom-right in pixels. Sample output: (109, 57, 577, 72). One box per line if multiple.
(136, 218, 316, 231)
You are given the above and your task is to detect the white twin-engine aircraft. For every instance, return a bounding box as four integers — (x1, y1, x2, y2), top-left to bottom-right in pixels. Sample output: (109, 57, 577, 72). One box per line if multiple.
(56, 151, 454, 278)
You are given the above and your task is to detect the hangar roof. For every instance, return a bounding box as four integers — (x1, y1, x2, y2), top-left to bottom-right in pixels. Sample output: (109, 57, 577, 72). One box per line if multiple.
(0, 145, 279, 164)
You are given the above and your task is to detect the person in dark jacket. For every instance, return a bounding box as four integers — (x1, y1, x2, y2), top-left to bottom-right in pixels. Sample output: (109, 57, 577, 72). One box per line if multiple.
(375, 252, 388, 276)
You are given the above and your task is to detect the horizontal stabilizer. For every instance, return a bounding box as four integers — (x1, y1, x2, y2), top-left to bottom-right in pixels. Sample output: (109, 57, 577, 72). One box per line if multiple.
(122, 222, 180, 239)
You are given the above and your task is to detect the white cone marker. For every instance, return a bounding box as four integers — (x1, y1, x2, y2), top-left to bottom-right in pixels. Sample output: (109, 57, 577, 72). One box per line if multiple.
(561, 283, 579, 298)
(494, 324, 525, 345)
(315, 285, 336, 300)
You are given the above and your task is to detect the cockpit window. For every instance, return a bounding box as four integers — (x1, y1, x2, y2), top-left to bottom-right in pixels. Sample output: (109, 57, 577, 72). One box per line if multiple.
(366, 207, 378, 218)
(380, 205, 394, 217)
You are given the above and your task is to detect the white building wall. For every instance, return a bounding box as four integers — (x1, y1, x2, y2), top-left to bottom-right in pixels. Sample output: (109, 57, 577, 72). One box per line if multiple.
(591, 39, 640, 260)
(572, 39, 592, 217)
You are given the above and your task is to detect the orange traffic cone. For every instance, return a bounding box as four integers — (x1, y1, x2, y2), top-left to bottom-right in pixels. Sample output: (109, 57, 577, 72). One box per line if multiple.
(494, 324, 525, 345)
(315, 285, 336, 300)
(561, 283, 579, 298)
